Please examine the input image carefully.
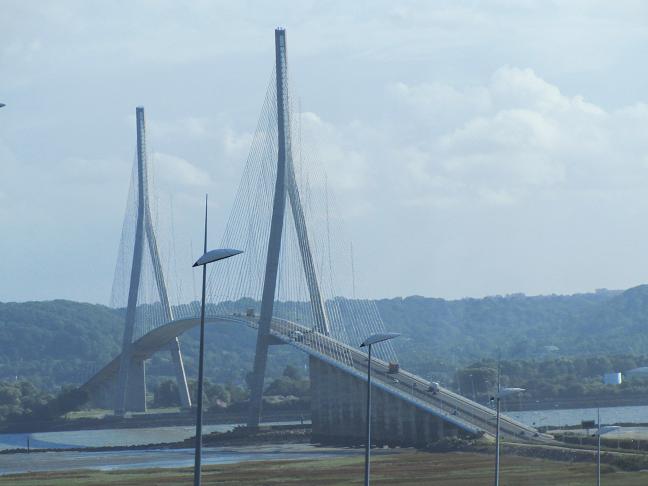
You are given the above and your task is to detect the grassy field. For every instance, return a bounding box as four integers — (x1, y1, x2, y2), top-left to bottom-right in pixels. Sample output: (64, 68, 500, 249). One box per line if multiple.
(3, 450, 648, 485)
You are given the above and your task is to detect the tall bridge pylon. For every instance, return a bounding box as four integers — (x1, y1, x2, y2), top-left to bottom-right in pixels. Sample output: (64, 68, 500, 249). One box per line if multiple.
(80, 30, 545, 446)
(247, 29, 331, 427)
(114, 107, 192, 414)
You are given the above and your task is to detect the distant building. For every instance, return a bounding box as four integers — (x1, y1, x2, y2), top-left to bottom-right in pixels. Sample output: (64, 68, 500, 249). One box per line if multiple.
(603, 372, 622, 385)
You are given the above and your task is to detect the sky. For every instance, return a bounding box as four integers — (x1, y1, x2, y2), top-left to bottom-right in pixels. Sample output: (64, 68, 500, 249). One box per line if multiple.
(2, 1, 648, 304)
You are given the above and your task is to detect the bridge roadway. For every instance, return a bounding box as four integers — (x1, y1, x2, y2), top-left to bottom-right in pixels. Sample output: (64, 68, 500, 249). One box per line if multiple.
(81, 313, 550, 442)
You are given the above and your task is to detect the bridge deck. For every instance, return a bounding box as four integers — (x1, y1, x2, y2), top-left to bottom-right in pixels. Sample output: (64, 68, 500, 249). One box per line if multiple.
(81, 313, 551, 442)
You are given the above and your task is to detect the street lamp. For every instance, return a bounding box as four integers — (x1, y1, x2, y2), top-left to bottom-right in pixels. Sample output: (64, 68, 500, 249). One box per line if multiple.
(360, 332, 400, 486)
(192, 194, 242, 486)
(594, 407, 620, 486)
(491, 384, 525, 486)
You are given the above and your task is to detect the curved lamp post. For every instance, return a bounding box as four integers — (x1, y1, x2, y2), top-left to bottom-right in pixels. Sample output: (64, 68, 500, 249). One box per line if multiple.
(594, 408, 620, 486)
(192, 194, 242, 486)
(360, 332, 400, 486)
(491, 386, 525, 486)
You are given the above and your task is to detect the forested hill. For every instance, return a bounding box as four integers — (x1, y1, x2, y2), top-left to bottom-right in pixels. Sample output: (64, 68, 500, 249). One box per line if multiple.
(379, 287, 648, 378)
(2, 285, 648, 390)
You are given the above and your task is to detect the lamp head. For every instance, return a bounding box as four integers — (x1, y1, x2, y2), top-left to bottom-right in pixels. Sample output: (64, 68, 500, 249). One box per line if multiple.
(360, 332, 401, 347)
(193, 248, 243, 267)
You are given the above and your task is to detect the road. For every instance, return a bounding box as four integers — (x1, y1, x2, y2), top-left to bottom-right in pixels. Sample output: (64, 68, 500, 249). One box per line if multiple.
(268, 317, 550, 442)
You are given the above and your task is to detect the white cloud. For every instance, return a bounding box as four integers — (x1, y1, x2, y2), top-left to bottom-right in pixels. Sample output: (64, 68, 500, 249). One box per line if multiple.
(3, 0, 648, 302)
(149, 117, 212, 140)
(380, 66, 647, 208)
(222, 128, 253, 157)
(151, 152, 212, 187)
(298, 112, 369, 192)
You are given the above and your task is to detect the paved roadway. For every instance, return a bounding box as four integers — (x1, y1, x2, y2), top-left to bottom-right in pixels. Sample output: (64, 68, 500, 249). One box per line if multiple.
(267, 317, 552, 442)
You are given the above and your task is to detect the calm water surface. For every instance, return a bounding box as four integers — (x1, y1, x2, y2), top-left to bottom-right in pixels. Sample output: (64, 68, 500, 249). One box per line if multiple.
(0, 424, 236, 451)
(0, 444, 358, 475)
(509, 404, 648, 428)
(4, 408, 648, 475)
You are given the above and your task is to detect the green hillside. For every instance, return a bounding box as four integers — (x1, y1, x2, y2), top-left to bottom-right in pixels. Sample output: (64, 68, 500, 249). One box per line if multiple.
(2, 286, 648, 391)
(0, 300, 305, 391)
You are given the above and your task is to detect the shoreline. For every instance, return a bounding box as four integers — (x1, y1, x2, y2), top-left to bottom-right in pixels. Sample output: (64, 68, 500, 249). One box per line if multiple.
(0, 423, 312, 455)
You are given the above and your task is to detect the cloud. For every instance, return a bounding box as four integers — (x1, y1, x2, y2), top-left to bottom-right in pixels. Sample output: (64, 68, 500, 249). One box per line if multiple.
(149, 117, 212, 140)
(297, 112, 370, 192)
(222, 128, 253, 157)
(3, 0, 648, 302)
(379, 66, 643, 207)
(151, 152, 212, 187)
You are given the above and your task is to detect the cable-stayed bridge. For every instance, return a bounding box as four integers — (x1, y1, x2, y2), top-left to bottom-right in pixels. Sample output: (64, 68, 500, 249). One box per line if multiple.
(80, 29, 546, 445)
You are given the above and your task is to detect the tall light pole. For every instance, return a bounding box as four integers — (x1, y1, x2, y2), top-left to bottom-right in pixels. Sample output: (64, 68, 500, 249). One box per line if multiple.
(595, 407, 620, 486)
(192, 194, 242, 486)
(360, 332, 400, 486)
(491, 359, 524, 486)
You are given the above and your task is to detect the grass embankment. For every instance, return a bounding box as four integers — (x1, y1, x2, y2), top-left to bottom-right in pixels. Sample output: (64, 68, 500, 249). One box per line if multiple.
(63, 408, 182, 420)
(3, 450, 648, 485)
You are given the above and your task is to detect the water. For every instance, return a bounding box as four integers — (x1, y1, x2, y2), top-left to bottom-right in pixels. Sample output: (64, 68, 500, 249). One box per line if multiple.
(0, 444, 359, 475)
(509, 404, 648, 428)
(5, 408, 648, 475)
(0, 424, 236, 451)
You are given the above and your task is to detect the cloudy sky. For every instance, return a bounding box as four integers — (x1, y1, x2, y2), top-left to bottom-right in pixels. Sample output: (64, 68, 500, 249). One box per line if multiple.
(2, 1, 648, 304)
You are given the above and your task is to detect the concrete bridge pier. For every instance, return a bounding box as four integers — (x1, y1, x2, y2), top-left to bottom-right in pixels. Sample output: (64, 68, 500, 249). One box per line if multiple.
(372, 385, 387, 446)
(85, 357, 146, 412)
(124, 358, 147, 412)
(309, 356, 464, 448)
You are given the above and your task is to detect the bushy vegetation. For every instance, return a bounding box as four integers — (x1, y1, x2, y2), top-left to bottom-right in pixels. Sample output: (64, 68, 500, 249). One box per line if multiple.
(378, 286, 648, 377)
(149, 364, 309, 412)
(263, 365, 310, 398)
(151, 378, 249, 410)
(0, 381, 87, 424)
(456, 355, 648, 408)
(0, 299, 305, 391)
(4, 285, 648, 411)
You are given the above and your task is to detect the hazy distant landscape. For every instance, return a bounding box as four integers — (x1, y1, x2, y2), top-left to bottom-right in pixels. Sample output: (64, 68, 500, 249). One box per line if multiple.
(4, 285, 648, 420)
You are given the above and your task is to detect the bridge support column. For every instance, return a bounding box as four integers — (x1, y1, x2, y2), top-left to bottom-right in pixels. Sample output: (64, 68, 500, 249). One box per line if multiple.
(423, 414, 432, 445)
(340, 370, 354, 442)
(390, 394, 404, 446)
(114, 106, 191, 415)
(249, 28, 333, 428)
(307, 356, 477, 447)
(309, 357, 322, 438)
(350, 372, 364, 442)
(330, 367, 343, 440)
(373, 386, 387, 447)
(400, 402, 414, 444)
(125, 358, 146, 412)
(415, 408, 426, 447)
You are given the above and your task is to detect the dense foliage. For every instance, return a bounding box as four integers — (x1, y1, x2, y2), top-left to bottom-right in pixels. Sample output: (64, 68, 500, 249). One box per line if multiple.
(0, 381, 87, 424)
(378, 286, 648, 378)
(4, 285, 648, 401)
(0, 300, 305, 391)
(150, 365, 309, 411)
(456, 355, 648, 408)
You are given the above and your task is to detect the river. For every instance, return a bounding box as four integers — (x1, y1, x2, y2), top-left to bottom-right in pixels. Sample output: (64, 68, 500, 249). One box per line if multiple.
(509, 404, 648, 428)
(3, 406, 648, 475)
(0, 444, 360, 475)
